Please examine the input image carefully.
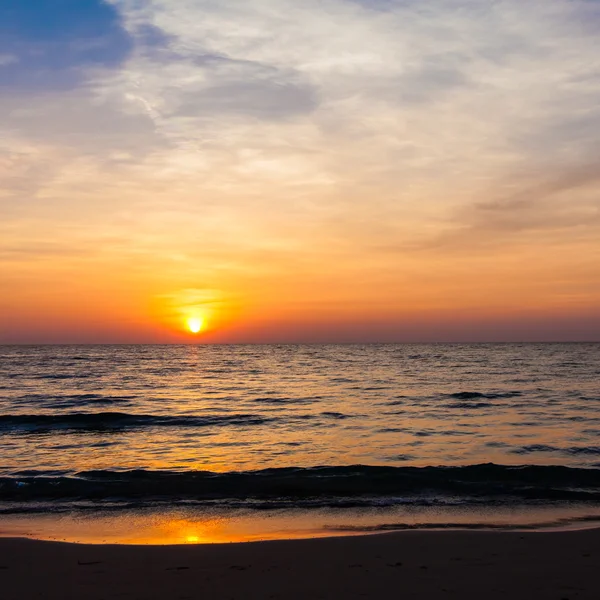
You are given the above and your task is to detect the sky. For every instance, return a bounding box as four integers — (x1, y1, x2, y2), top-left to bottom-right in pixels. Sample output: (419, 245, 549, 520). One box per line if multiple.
(1, 0, 599, 343)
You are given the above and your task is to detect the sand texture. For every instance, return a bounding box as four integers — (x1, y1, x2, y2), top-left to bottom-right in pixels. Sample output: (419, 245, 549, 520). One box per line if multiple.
(1, 529, 599, 599)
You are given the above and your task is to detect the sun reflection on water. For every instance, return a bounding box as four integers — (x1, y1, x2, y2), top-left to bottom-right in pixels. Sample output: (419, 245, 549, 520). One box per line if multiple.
(3, 505, 600, 547)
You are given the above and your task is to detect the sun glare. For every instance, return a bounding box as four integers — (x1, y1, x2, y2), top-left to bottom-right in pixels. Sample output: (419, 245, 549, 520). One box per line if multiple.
(187, 317, 204, 334)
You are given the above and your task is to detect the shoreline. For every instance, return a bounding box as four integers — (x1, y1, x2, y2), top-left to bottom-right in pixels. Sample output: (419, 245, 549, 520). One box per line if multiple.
(1, 528, 599, 599)
(4, 518, 600, 546)
(3, 503, 600, 546)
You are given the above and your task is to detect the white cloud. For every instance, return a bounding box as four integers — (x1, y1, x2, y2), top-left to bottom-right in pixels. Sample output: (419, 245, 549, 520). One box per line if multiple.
(0, 54, 18, 66)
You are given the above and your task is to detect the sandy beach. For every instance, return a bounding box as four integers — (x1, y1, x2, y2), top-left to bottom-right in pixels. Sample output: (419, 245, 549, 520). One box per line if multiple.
(1, 528, 599, 599)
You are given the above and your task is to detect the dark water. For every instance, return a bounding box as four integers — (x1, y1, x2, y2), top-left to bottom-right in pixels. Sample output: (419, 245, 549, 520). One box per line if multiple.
(1, 343, 599, 539)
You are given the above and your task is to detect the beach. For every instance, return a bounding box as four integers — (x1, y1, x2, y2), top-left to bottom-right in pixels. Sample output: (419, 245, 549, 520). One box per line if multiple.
(1, 528, 599, 599)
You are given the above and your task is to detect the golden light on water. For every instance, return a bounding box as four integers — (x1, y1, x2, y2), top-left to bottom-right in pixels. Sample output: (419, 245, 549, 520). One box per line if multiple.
(187, 317, 204, 334)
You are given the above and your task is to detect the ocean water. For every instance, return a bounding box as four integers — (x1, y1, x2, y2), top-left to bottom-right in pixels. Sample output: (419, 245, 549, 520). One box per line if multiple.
(1, 343, 599, 543)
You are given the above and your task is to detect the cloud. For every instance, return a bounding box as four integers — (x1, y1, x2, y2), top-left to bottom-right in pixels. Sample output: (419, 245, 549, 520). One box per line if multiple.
(419, 163, 600, 252)
(472, 165, 600, 232)
(392, 60, 469, 105)
(172, 64, 318, 120)
(0, 89, 163, 218)
(0, 90, 160, 158)
(478, 164, 600, 213)
(0, 54, 18, 67)
(346, 0, 406, 11)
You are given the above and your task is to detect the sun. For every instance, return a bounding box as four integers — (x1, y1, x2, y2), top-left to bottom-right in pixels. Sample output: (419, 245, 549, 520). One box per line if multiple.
(186, 317, 204, 334)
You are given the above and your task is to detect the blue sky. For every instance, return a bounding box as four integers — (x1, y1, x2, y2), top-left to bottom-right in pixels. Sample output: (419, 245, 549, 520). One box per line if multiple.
(0, 0, 134, 89)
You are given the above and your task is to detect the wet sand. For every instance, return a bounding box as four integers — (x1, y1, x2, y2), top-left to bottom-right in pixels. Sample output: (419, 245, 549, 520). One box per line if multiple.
(1, 528, 599, 599)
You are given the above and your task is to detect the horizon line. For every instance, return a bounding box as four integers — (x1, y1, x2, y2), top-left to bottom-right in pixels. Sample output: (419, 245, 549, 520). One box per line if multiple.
(1, 340, 599, 346)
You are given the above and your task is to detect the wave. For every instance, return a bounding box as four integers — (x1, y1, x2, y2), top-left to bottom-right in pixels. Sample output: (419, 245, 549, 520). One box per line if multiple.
(33, 373, 93, 380)
(1, 464, 599, 507)
(320, 411, 353, 419)
(0, 410, 359, 433)
(0, 412, 276, 433)
(252, 397, 318, 405)
(381, 391, 523, 408)
(447, 391, 522, 400)
(324, 514, 600, 533)
(11, 394, 138, 409)
(444, 390, 523, 409)
(445, 402, 494, 409)
(513, 444, 600, 456)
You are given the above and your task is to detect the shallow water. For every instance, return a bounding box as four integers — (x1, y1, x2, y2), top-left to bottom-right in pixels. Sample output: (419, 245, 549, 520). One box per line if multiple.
(3, 503, 600, 545)
(1, 343, 599, 539)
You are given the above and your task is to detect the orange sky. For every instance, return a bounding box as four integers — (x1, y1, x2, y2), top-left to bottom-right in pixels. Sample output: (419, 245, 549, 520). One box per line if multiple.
(1, 0, 599, 343)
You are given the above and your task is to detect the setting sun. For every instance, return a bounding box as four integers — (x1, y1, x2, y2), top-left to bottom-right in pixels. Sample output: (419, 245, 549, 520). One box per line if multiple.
(187, 317, 204, 334)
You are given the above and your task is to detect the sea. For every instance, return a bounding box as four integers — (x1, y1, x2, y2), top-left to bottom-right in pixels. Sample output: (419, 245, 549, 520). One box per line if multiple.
(1, 343, 599, 544)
